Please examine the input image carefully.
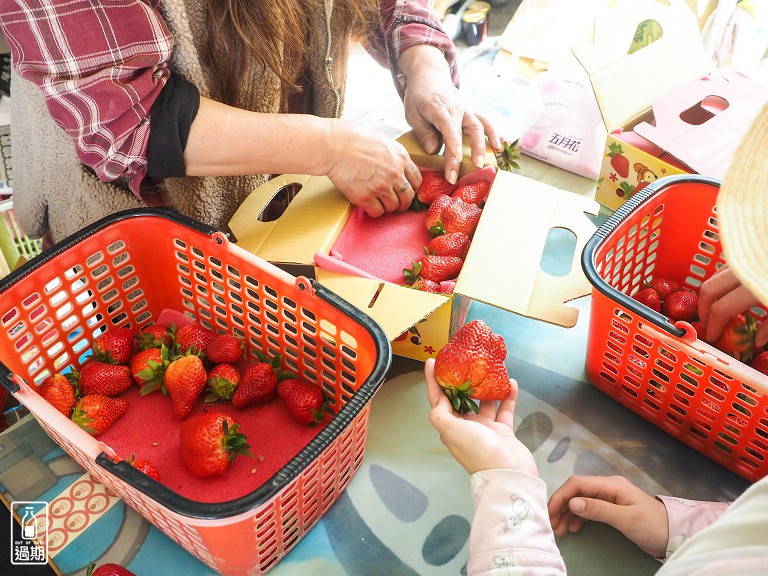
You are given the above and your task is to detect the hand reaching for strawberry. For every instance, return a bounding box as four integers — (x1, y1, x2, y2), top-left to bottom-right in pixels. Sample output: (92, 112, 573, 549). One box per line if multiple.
(424, 358, 537, 477)
(698, 265, 768, 348)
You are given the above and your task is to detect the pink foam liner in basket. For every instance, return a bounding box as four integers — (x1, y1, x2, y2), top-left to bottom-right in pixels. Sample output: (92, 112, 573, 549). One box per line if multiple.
(315, 165, 497, 291)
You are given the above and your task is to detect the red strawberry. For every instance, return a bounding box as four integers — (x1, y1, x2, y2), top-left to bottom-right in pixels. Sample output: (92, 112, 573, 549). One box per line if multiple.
(426, 232, 471, 259)
(231, 361, 278, 409)
(71, 395, 128, 435)
(608, 142, 629, 178)
(452, 180, 490, 206)
(78, 360, 133, 397)
(179, 412, 252, 478)
(126, 453, 161, 482)
(39, 373, 77, 417)
(164, 354, 208, 418)
(433, 319, 511, 414)
(206, 333, 244, 364)
(137, 324, 172, 350)
(663, 290, 699, 322)
(750, 351, 768, 376)
(713, 313, 757, 363)
(428, 196, 483, 237)
(416, 170, 455, 206)
(404, 255, 463, 285)
(645, 277, 684, 301)
(205, 363, 241, 403)
(425, 194, 452, 230)
(278, 378, 328, 425)
(633, 287, 661, 312)
(130, 346, 167, 390)
(174, 323, 216, 355)
(93, 327, 136, 364)
(410, 278, 442, 293)
(690, 320, 705, 338)
(86, 563, 136, 576)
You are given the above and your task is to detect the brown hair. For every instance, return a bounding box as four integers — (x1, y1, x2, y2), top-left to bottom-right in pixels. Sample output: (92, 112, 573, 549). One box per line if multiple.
(204, 0, 379, 106)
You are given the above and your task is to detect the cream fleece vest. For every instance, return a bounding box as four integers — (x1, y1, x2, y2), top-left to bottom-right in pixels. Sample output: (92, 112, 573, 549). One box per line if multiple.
(10, 0, 350, 242)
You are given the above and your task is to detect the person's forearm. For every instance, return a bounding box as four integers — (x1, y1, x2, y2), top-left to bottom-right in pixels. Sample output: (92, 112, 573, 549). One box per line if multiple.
(183, 96, 333, 178)
(397, 44, 453, 89)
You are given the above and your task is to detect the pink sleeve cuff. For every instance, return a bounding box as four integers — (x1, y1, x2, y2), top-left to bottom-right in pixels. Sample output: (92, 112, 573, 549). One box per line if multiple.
(657, 494, 730, 559)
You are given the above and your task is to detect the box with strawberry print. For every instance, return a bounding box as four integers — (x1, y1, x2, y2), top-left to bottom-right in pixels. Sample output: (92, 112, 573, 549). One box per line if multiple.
(572, 0, 768, 212)
(229, 131, 601, 362)
(0, 208, 391, 575)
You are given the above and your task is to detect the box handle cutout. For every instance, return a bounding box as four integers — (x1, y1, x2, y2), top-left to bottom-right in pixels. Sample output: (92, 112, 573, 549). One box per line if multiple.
(257, 183, 303, 222)
(628, 19, 663, 55)
(540, 227, 576, 277)
(679, 96, 729, 126)
(368, 283, 385, 308)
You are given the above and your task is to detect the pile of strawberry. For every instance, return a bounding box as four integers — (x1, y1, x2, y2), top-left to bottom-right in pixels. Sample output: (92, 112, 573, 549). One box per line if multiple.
(403, 170, 492, 293)
(38, 322, 328, 479)
(632, 276, 768, 374)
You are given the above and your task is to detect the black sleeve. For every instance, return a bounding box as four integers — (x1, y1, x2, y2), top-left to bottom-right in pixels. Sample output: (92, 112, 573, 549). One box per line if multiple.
(146, 74, 200, 180)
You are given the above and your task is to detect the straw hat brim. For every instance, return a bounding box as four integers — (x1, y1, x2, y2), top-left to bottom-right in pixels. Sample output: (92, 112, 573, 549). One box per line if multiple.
(718, 101, 768, 306)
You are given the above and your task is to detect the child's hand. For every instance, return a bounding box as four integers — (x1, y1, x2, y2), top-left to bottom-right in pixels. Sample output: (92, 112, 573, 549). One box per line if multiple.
(424, 358, 538, 476)
(547, 475, 669, 558)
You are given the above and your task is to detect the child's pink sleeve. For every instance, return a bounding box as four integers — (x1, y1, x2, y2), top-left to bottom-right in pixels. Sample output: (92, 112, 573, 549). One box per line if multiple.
(657, 495, 731, 559)
(468, 469, 566, 575)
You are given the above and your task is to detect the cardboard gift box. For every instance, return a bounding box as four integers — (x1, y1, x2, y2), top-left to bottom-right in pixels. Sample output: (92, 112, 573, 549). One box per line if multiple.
(573, 0, 768, 212)
(228, 133, 599, 361)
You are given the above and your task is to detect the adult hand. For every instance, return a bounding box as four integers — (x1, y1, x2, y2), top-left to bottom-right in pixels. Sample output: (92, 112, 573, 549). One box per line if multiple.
(398, 45, 500, 185)
(425, 358, 537, 476)
(698, 265, 768, 347)
(548, 475, 668, 558)
(325, 119, 422, 217)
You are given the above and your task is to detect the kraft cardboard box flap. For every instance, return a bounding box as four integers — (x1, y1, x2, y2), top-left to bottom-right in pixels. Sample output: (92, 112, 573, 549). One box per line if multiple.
(456, 171, 599, 328)
(572, 0, 709, 132)
(227, 173, 353, 266)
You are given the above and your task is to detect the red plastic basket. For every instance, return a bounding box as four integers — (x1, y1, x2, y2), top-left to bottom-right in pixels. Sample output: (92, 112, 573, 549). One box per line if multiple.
(0, 208, 391, 575)
(582, 175, 768, 482)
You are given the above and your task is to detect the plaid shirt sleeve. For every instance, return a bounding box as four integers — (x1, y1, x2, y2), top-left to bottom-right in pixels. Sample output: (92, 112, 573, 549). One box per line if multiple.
(0, 0, 173, 195)
(368, 0, 460, 99)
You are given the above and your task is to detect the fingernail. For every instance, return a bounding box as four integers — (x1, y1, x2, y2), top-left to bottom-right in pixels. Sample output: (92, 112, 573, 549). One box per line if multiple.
(448, 169, 458, 185)
(570, 498, 585, 513)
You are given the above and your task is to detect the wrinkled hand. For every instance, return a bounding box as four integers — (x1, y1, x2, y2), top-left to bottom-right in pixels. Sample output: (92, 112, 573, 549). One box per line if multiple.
(399, 46, 500, 185)
(548, 475, 669, 558)
(698, 265, 768, 346)
(425, 358, 537, 476)
(325, 119, 421, 217)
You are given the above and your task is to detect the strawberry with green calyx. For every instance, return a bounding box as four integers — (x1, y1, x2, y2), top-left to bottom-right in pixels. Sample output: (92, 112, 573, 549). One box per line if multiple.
(39, 373, 77, 417)
(409, 278, 442, 293)
(452, 180, 490, 206)
(206, 333, 244, 364)
(662, 290, 699, 322)
(126, 453, 161, 482)
(231, 352, 295, 409)
(278, 378, 329, 425)
(179, 412, 252, 478)
(86, 562, 136, 576)
(414, 169, 455, 209)
(426, 232, 471, 259)
(632, 287, 661, 313)
(495, 138, 522, 172)
(424, 194, 452, 232)
(132, 345, 170, 394)
(71, 395, 128, 435)
(607, 142, 629, 178)
(433, 319, 511, 414)
(173, 323, 216, 356)
(427, 195, 482, 238)
(137, 324, 172, 350)
(164, 354, 208, 418)
(204, 363, 241, 403)
(404, 255, 463, 285)
(93, 327, 136, 365)
(77, 360, 133, 397)
(713, 313, 757, 363)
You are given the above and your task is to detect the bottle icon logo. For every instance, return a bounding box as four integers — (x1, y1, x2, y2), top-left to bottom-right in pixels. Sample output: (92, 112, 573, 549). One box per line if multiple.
(21, 506, 37, 540)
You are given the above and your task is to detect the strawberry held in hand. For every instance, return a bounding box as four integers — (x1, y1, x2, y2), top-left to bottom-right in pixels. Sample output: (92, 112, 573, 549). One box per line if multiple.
(179, 412, 252, 478)
(416, 170, 455, 206)
(713, 313, 757, 363)
(433, 320, 511, 414)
